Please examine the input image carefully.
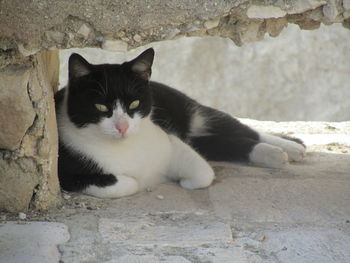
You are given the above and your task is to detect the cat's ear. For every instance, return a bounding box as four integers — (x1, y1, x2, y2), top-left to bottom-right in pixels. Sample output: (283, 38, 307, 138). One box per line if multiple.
(69, 53, 92, 80)
(128, 48, 154, 81)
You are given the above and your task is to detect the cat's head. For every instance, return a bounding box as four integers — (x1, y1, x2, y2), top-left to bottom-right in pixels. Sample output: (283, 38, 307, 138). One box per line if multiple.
(66, 48, 154, 139)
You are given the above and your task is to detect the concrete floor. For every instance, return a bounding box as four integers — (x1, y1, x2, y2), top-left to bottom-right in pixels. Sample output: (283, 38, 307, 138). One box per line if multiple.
(1, 120, 350, 263)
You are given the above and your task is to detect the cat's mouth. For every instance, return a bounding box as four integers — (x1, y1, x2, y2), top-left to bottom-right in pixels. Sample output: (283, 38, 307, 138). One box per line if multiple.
(108, 131, 127, 140)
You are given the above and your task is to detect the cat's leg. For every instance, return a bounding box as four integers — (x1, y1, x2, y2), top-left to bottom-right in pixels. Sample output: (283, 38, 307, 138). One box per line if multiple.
(191, 136, 288, 168)
(188, 105, 304, 167)
(168, 135, 215, 190)
(61, 172, 139, 198)
(83, 175, 139, 198)
(259, 133, 306, 162)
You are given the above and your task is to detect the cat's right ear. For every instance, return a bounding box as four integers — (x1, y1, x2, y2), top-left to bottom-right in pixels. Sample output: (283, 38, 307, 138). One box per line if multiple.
(127, 48, 155, 81)
(69, 53, 92, 80)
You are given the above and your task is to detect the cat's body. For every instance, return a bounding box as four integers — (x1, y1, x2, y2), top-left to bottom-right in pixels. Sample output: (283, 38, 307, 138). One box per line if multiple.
(55, 48, 306, 198)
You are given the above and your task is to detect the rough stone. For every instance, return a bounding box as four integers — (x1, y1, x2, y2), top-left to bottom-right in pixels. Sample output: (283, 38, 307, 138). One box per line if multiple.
(344, 0, 350, 9)
(0, 0, 349, 53)
(204, 17, 220, 29)
(323, 0, 340, 20)
(105, 255, 192, 263)
(0, 222, 70, 263)
(45, 31, 65, 44)
(21, 135, 38, 157)
(77, 24, 92, 39)
(247, 5, 287, 19)
(309, 6, 326, 20)
(293, 17, 321, 30)
(257, 228, 350, 263)
(99, 217, 232, 245)
(17, 43, 41, 57)
(29, 51, 61, 211)
(18, 212, 26, 220)
(101, 40, 128, 52)
(0, 159, 38, 212)
(239, 21, 265, 44)
(344, 10, 350, 19)
(28, 73, 44, 102)
(133, 34, 142, 43)
(0, 66, 35, 150)
(266, 17, 288, 37)
(284, 0, 327, 15)
(0, 50, 60, 212)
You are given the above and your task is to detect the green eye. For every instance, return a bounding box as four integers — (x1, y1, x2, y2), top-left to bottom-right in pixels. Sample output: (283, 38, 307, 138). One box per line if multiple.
(129, 100, 140, 110)
(95, 104, 108, 112)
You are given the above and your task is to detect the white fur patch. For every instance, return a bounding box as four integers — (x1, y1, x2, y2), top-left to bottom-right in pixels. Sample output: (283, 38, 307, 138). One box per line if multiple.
(189, 108, 210, 137)
(84, 175, 139, 198)
(167, 135, 214, 189)
(249, 143, 288, 168)
(259, 133, 306, 162)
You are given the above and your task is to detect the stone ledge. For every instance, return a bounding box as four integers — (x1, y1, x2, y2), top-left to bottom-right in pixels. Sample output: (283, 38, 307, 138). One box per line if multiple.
(0, 0, 349, 58)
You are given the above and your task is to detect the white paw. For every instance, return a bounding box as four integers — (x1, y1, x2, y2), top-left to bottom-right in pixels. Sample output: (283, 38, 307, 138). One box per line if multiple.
(281, 141, 306, 162)
(180, 164, 215, 190)
(259, 133, 306, 163)
(84, 175, 139, 198)
(249, 143, 288, 169)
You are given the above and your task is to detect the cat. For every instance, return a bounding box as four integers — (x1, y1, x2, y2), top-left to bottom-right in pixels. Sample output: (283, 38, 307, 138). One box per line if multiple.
(55, 48, 306, 198)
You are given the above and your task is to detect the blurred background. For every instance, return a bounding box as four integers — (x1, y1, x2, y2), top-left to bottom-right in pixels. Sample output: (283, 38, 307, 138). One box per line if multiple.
(60, 23, 350, 122)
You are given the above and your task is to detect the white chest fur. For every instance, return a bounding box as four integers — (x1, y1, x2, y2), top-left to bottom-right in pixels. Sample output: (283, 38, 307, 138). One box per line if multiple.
(58, 105, 172, 189)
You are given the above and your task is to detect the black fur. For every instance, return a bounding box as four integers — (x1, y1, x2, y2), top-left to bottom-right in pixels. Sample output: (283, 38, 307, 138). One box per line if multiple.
(150, 82, 260, 161)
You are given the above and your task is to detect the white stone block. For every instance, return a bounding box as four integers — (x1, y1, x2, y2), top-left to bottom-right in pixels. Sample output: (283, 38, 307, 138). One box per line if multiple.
(102, 40, 128, 52)
(247, 5, 287, 19)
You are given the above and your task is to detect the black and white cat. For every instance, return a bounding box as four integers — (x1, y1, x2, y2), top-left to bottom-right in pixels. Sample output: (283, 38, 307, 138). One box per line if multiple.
(55, 48, 306, 198)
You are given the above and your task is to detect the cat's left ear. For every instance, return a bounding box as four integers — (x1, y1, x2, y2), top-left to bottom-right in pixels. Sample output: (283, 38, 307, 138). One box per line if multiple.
(127, 48, 154, 81)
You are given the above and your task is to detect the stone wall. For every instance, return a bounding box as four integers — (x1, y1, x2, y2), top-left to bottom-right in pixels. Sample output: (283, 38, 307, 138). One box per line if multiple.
(0, 0, 349, 212)
(1, 0, 350, 54)
(0, 51, 61, 212)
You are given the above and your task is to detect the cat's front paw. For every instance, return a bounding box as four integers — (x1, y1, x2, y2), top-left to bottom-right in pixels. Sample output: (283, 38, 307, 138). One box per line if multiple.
(249, 143, 288, 169)
(84, 175, 139, 198)
(180, 165, 215, 190)
(281, 141, 306, 162)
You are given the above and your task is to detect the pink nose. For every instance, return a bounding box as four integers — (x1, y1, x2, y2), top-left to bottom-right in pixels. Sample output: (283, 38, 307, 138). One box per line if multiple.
(115, 122, 129, 136)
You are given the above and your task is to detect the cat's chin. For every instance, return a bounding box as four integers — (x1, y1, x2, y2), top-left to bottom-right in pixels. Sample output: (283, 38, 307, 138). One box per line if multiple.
(98, 130, 122, 140)
(109, 133, 125, 140)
